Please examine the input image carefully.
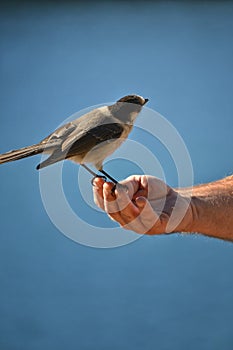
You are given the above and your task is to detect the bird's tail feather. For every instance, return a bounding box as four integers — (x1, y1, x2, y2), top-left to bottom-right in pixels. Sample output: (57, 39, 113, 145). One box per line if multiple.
(0, 144, 44, 165)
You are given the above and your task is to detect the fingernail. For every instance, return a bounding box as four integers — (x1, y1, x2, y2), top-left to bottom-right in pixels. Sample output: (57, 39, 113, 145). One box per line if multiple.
(103, 182, 112, 190)
(92, 177, 101, 187)
(136, 197, 146, 207)
(91, 180, 98, 187)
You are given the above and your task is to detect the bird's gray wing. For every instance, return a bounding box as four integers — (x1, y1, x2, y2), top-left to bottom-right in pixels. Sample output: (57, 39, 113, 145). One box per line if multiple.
(36, 122, 82, 169)
(37, 121, 124, 169)
(63, 122, 124, 158)
(40, 122, 77, 146)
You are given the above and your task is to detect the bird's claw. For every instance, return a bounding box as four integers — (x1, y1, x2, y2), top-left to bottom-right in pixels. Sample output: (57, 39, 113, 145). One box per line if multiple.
(111, 183, 128, 195)
(91, 175, 107, 186)
(111, 185, 116, 194)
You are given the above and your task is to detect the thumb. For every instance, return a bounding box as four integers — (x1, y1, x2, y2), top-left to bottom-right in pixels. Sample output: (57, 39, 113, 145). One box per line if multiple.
(135, 196, 147, 209)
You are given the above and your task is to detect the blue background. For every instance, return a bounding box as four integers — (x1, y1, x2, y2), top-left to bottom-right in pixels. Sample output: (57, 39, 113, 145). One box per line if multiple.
(0, 1, 233, 349)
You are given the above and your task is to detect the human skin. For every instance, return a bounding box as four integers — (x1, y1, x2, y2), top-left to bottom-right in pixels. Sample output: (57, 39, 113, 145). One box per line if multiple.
(93, 175, 233, 242)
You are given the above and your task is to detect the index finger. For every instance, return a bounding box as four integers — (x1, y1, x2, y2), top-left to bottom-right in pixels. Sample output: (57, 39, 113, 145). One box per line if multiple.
(119, 175, 142, 198)
(92, 177, 105, 210)
(114, 185, 140, 220)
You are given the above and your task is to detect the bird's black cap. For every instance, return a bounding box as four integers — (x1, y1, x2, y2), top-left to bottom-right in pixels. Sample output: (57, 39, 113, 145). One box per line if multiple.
(117, 95, 149, 106)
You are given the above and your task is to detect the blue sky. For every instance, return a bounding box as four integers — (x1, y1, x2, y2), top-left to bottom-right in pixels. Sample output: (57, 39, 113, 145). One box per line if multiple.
(0, 2, 233, 349)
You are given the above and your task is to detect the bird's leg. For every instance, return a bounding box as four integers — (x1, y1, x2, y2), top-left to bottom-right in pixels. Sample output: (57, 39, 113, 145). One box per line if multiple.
(81, 164, 107, 185)
(100, 169, 129, 194)
(99, 169, 121, 194)
(99, 169, 118, 185)
(81, 164, 97, 177)
(81, 164, 120, 193)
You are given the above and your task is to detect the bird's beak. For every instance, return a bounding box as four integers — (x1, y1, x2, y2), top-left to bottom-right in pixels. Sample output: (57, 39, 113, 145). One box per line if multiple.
(144, 98, 149, 105)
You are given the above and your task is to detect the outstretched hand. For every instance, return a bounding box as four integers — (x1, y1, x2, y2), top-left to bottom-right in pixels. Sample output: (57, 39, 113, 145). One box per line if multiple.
(93, 175, 193, 235)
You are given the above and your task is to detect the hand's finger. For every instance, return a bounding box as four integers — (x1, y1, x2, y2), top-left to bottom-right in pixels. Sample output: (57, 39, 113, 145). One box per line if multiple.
(119, 175, 141, 199)
(103, 182, 119, 214)
(120, 175, 149, 200)
(93, 177, 105, 210)
(102, 182, 156, 234)
(92, 177, 105, 189)
(119, 196, 159, 235)
(102, 182, 139, 225)
(132, 189, 147, 201)
(102, 182, 128, 225)
(115, 185, 140, 219)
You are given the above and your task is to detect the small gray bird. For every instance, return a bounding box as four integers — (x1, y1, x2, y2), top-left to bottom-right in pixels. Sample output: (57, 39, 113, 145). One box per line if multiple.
(0, 94, 148, 184)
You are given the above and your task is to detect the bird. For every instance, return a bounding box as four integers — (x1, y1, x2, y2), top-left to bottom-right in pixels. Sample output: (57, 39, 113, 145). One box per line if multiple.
(0, 94, 149, 184)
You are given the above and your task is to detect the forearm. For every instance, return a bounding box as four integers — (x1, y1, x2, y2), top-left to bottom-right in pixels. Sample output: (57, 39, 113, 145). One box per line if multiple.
(178, 175, 233, 241)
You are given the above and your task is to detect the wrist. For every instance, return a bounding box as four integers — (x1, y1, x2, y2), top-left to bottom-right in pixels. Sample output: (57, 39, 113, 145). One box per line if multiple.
(167, 190, 195, 234)
(171, 190, 197, 234)
(182, 195, 201, 233)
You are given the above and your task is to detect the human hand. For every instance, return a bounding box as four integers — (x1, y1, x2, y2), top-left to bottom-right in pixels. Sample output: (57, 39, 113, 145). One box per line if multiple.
(93, 175, 193, 235)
